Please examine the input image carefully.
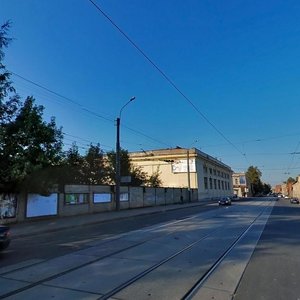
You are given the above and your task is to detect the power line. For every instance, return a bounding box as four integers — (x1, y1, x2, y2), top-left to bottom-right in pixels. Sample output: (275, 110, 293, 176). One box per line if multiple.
(11, 72, 114, 123)
(285, 140, 300, 176)
(87, 0, 246, 158)
(11, 71, 172, 149)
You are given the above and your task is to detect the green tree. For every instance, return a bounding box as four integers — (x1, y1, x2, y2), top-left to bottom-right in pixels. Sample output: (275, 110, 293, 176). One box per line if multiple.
(82, 143, 107, 184)
(106, 149, 148, 186)
(146, 167, 162, 187)
(287, 177, 296, 184)
(0, 22, 63, 193)
(59, 143, 85, 184)
(245, 166, 263, 195)
(58, 143, 107, 186)
(0, 96, 63, 193)
(262, 183, 271, 195)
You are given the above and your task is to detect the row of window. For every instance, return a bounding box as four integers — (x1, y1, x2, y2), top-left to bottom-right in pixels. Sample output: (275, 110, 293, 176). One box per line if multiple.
(204, 177, 230, 190)
(203, 166, 230, 179)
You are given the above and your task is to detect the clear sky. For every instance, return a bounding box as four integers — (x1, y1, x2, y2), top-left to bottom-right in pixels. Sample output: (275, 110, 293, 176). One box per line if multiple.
(1, 0, 300, 186)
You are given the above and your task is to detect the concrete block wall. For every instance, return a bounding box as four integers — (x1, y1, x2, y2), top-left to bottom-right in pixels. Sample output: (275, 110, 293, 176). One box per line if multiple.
(1, 185, 199, 223)
(143, 187, 156, 207)
(156, 188, 166, 205)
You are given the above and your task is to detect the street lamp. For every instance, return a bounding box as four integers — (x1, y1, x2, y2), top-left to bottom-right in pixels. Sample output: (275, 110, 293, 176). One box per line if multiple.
(115, 96, 136, 211)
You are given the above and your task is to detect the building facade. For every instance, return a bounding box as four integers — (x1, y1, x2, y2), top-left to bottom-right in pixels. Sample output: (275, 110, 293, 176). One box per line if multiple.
(129, 147, 233, 200)
(292, 176, 300, 198)
(232, 172, 250, 197)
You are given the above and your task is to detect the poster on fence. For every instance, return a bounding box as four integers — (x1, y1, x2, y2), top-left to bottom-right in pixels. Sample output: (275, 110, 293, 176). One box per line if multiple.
(0, 194, 17, 219)
(26, 193, 58, 218)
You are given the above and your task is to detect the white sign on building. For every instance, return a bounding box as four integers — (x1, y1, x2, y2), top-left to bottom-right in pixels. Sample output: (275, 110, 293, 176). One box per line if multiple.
(171, 159, 196, 173)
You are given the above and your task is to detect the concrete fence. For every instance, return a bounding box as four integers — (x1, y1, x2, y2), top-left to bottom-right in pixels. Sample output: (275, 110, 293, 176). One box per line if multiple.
(0, 185, 199, 224)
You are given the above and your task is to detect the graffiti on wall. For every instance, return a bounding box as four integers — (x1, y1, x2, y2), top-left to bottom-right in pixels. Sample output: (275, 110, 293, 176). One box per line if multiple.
(0, 194, 17, 219)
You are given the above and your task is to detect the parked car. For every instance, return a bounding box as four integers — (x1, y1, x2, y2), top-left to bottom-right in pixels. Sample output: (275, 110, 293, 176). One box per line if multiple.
(0, 225, 11, 251)
(290, 198, 299, 204)
(218, 197, 232, 206)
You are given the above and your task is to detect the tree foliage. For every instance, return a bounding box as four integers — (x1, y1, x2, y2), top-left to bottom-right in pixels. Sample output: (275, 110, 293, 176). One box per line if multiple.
(0, 22, 160, 192)
(146, 167, 162, 187)
(245, 166, 263, 195)
(0, 22, 63, 193)
(286, 177, 296, 184)
(61, 143, 107, 185)
(105, 149, 149, 186)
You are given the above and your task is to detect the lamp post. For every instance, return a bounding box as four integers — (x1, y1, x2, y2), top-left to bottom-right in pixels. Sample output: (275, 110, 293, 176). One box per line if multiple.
(115, 96, 136, 211)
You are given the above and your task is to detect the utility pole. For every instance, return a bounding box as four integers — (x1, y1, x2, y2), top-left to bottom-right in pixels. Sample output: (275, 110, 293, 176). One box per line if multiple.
(115, 97, 135, 211)
(115, 117, 121, 211)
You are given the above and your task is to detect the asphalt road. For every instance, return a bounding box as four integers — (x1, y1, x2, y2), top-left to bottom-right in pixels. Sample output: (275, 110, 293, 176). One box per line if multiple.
(0, 198, 272, 299)
(1, 197, 299, 300)
(0, 204, 216, 268)
(234, 198, 300, 300)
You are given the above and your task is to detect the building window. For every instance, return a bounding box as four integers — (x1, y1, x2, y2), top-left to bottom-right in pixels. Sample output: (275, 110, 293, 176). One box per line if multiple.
(218, 180, 221, 189)
(65, 193, 89, 205)
(213, 169, 216, 175)
(209, 168, 212, 174)
(221, 181, 224, 190)
(203, 165, 208, 173)
(235, 178, 238, 185)
(217, 170, 220, 177)
(204, 177, 208, 189)
(209, 177, 213, 189)
(214, 179, 217, 189)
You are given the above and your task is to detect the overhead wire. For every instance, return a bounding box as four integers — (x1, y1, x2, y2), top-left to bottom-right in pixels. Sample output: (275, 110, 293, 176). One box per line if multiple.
(11, 72, 172, 150)
(285, 140, 300, 176)
(87, 0, 247, 159)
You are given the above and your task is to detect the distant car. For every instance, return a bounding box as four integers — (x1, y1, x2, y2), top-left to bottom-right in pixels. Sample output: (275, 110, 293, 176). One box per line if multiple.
(0, 225, 11, 251)
(231, 195, 239, 201)
(218, 197, 232, 206)
(290, 198, 299, 204)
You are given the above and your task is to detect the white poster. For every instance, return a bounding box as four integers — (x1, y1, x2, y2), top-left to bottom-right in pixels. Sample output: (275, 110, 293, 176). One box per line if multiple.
(120, 193, 129, 202)
(172, 159, 196, 173)
(26, 193, 58, 217)
(93, 193, 111, 203)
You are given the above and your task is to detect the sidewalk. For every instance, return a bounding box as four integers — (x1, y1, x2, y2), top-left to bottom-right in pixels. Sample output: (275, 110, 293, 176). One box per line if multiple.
(10, 200, 216, 238)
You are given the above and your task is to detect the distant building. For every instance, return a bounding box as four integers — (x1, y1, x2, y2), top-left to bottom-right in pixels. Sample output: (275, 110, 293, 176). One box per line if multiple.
(232, 172, 251, 197)
(292, 176, 300, 198)
(274, 185, 282, 194)
(129, 147, 233, 200)
(281, 183, 288, 196)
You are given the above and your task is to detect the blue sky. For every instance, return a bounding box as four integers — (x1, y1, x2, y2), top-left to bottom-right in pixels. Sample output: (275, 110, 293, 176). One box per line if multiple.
(1, 0, 300, 186)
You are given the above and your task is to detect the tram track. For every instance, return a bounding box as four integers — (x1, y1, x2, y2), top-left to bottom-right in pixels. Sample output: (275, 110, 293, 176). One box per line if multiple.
(0, 200, 275, 299)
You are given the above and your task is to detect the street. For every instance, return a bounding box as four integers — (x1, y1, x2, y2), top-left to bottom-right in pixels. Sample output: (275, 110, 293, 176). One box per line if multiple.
(0, 204, 216, 268)
(0, 198, 299, 299)
(234, 198, 300, 300)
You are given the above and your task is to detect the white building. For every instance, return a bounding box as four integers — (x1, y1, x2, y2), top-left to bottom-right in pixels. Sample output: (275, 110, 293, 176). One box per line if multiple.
(129, 147, 233, 200)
